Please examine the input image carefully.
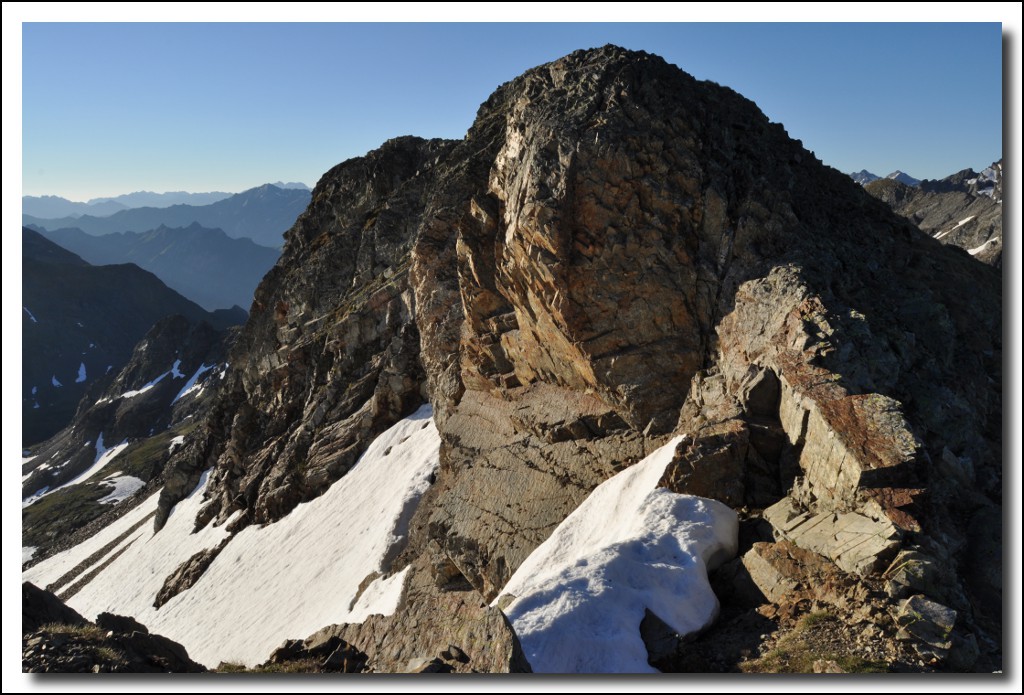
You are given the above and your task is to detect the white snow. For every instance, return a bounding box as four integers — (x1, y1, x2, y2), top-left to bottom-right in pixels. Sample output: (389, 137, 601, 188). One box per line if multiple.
(25, 404, 441, 668)
(171, 363, 214, 404)
(31, 386, 37, 396)
(97, 475, 146, 504)
(21, 487, 50, 508)
(24, 490, 161, 589)
(51, 375, 62, 388)
(22, 433, 130, 507)
(170, 359, 185, 379)
(23, 306, 38, 323)
(168, 435, 186, 453)
(968, 238, 998, 256)
(494, 435, 738, 673)
(23, 547, 37, 564)
(120, 370, 170, 399)
(75, 362, 87, 383)
(934, 215, 976, 240)
(22, 455, 36, 466)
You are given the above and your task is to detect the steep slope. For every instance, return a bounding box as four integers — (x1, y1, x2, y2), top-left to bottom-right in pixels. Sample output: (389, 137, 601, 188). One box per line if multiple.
(24, 184, 310, 249)
(22, 228, 242, 445)
(22, 314, 234, 558)
(29, 46, 1002, 673)
(865, 160, 1003, 266)
(36, 223, 280, 311)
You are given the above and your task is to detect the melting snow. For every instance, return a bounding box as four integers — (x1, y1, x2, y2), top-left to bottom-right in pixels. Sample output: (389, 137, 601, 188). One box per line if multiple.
(51, 376, 62, 388)
(171, 359, 185, 379)
(494, 435, 738, 673)
(25, 404, 441, 668)
(23, 307, 38, 323)
(23, 433, 130, 507)
(968, 238, 997, 256)
(23, 547, 37, 564)
(97, 475, 146, 504)
(172, 363, 215, 404)
(934, 215, 977, 240)
(21, 487, 50, 507)
(120, 371, 170, 399)
(75, 362, 87, 383)
(168, 435, 186, 453)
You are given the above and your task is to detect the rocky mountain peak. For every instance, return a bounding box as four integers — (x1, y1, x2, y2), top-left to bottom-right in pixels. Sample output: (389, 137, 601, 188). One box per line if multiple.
(38, 46, 1001, 673)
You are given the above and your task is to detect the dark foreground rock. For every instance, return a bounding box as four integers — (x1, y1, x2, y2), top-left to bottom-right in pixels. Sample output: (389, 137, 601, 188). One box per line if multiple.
(22, 583, 205, 673)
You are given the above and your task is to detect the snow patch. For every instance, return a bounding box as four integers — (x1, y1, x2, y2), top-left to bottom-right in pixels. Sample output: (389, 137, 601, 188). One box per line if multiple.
(968, 238, 998, 256)
(26, 405, 441, 668)
(51, 375, 62, 388)
(22, 487, 50, 507)
(97, 475, 146, 504)
(170, 359, 185, 379)
(934, 215, 977, 240)
(23, 433, 130, 507)
(168, 435, 186, 453)
(23, 547, 37, 564)
(75, 362, 87, 383)
(23, 307, 38, 323)
(494, 435, 738, 673)
(31, 386, 37, 396)
(172, 363, 214, 404)
(24, 490, 161, 589)
(120, 371, 170, 399)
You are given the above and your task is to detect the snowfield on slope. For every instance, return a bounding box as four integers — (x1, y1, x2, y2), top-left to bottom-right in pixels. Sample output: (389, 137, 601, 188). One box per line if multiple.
(24, 404, 441, 668)
(494, 435, 738, 673)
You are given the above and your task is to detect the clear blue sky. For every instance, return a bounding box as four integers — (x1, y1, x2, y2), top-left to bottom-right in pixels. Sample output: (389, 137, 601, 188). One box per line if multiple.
(22, 22, 1003, 200)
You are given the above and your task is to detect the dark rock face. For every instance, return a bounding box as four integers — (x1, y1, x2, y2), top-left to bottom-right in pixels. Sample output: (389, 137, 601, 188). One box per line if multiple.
(149, 46, 1000, 671)
(22, 583, 205, 673)
(157, 136, 454, 531)
(865, 160, 1002, 266)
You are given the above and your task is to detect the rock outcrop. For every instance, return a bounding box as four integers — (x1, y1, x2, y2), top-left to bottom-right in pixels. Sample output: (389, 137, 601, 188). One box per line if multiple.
(22, 583, 205, 673)
(69, 46, 1000, 672)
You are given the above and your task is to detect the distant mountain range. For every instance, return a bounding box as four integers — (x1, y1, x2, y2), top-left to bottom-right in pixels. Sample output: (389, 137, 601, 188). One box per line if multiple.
(22, 196, 130, 219)
(22, 228, 245, 445)
(24, 184, 311, 219)
(848, 169, 921, 187)
(87, 190, 234, 209)
(24, 184, 310, 249)
(33, 223, 280, 311)
(864, 159, 1003, 266)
